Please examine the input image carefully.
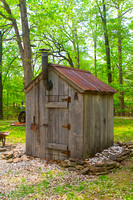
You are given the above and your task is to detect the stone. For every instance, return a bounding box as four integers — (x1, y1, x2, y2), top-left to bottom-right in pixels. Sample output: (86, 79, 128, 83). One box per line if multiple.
(93, 167, 107, 173)
(109, 154, 119, 161)
(21, 155, 29, 162)
(61, 163, 69, 168)
(1, 154, 6, 159)
(95, 162, 105, 167)
(121, 150, 131, 156)
(76, 160, 84, 165)
(125, 142, 133, 146)
(68, 167, 76, 171)
(7, 159, 13, 163)
(79, 167, 90, 175)
(11, 144, 16, 148)
(116, 157, 124, 162)
(127, 145, 133, 150)
(117, 141, 125, 146)
(64, 159, 69, 163)
(68, 161, 77, 167)
(4, 151, 13, 159)
(69, 158, 77, 162)
(76, 165, 84, 170)
(130, 151, 133, 157)
(0, 148, 7, 152)
(13, 158, 21, 163)
(121, 155, 130, 160)
(95, 171, 108, 175)
(105, 160, 117, 167)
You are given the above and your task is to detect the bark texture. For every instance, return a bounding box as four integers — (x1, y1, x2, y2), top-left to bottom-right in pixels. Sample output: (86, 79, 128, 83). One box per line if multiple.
(0, 31, 3, 119)
(118, 7, 125, 116)
(102, 0, 112, 83)
(97, 0, 112, 83)
(0, 0, 33, 87)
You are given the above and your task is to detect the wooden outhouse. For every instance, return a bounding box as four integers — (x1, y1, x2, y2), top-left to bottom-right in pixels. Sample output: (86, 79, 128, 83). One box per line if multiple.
(24, 49, 117, 160)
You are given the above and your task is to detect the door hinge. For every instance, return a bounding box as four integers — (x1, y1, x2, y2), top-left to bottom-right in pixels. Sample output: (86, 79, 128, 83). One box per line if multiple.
(62, 150, 70, 157)
(62, 96, 71, 103)
(61, 124, 71, 130)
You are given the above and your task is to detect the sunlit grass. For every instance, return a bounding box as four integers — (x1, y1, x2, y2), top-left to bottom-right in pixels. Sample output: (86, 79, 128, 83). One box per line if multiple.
(0, 120, 26, 144)
(0, 118, 133, 145)
(114, 117, 133, 142)
(0, 118, 133, 199)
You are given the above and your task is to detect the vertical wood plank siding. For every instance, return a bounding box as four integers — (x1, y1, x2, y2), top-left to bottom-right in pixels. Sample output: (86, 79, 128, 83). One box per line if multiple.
(26, 69, 114, 160)
(69, 87, 83, 159)
(83, 94, 114, 158)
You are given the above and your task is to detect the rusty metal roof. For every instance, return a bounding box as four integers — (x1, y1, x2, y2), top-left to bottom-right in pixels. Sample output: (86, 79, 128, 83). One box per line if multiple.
(50, 64, 117, 93)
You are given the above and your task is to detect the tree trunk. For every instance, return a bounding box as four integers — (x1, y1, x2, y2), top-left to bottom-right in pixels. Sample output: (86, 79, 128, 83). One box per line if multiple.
(102, 0, 112, 83)
(0, 31, 3, 119)
(0, 0, 33, 87)
(94, 36, 97, 77)
(118, 7, 125, 116)
(19, 0, 33, 87)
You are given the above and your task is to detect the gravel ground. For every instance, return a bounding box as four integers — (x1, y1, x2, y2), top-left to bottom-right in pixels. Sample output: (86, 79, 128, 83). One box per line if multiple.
(0, 144, 96, 199)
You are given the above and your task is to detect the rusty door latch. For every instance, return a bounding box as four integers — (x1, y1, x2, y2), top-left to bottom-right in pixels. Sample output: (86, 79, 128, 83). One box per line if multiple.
(62, 96, 71, 103)
(61, 124, 71, 130)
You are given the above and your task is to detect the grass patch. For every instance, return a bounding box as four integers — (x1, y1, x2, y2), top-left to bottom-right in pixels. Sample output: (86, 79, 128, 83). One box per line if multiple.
(114, 118, 133, 142)
(0, 120, 25, 144)
(0, 118, 133, 199)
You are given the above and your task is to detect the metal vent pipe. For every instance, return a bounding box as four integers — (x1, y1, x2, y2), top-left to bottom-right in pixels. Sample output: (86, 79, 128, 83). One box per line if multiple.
(39, 49, 53, 91)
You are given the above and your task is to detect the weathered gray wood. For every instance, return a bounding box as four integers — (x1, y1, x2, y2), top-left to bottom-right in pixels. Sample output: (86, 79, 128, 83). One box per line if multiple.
(45, 71, 59, 159)
(58, 78, 69, 159)
(68, 86, 83, 159)
(83, 94, 94, 158)
(47, 143, 68, 151)
(26, 90, 32, 155)
(45, 102, 68, 108)
(38, 80, 47, 158)
(83, 93, 114, 158)
(58, 77, 69, 95)
(46, 71, 59, 96)
(26, 66, 114, 161)
(107, 95, 114, 147)
(59, 98, 69, 159)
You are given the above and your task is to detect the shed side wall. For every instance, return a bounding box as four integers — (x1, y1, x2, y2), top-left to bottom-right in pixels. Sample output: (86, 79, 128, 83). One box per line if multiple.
(83, 94, 114, 158)
(69, 87, 83, 159)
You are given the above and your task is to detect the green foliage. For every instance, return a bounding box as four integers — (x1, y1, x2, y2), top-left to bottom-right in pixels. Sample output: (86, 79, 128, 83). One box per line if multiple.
(0, 0, 132, 117)
(0, 120, 25, 143)
(114, 117, 133, 142)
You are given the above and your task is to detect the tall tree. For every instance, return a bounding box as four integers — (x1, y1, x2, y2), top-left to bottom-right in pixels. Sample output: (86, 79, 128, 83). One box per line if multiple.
(0, 31, 3, 119)
(96, 0, 112, 83)
(109, 0, 133, 115)
(0, 0, 33, 87)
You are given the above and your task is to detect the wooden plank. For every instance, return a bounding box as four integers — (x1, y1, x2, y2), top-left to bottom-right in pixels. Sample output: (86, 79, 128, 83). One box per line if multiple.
(99, 94, 104, 152)
(45, 102, 68, 108)
(30, 87, 36, 157)
(58, 77, 69, 95)
(39, 80, 47, 158)
(46, 71, 59, 95)
(45, 72, 59, 160)
(107, 95, 114, 147)
(58, 101, 69, 159)
(83, 94, 95, 158)
(47, 143, 68, 151)
(26, 90, 32, 155)
(68, 86, 83, 159)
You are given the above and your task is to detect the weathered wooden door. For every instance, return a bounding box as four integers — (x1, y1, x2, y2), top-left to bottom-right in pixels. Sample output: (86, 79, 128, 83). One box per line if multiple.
(45, 95, 70, 160)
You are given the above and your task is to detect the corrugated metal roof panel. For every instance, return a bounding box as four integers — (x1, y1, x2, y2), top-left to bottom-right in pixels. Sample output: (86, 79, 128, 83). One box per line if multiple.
(50, 64, 117, 93)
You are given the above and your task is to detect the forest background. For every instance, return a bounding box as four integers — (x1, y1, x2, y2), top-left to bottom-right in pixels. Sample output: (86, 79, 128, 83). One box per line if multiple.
(0, 0, 132, 120)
